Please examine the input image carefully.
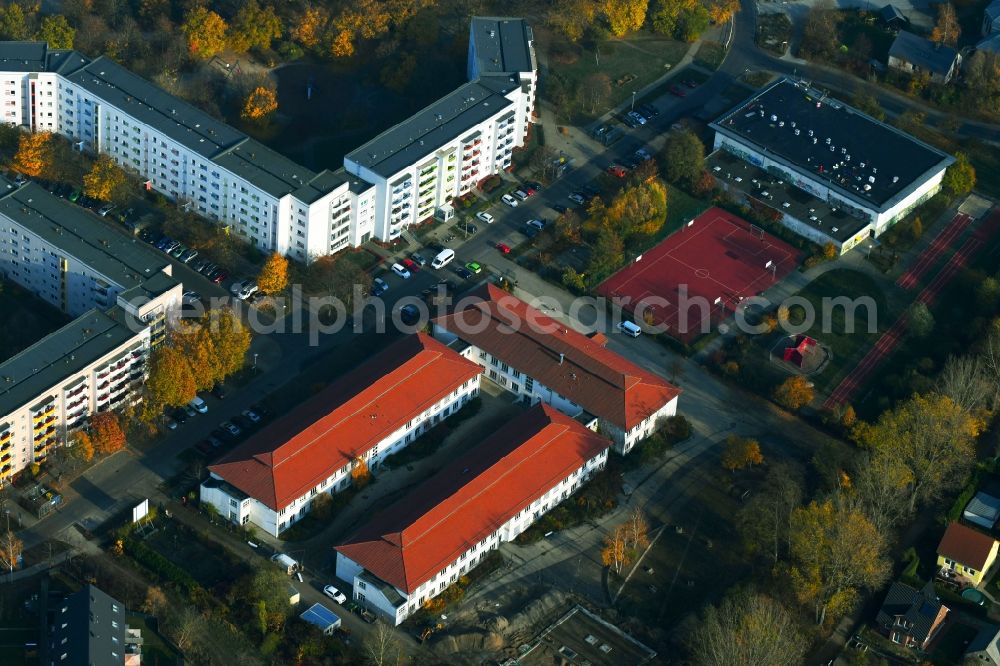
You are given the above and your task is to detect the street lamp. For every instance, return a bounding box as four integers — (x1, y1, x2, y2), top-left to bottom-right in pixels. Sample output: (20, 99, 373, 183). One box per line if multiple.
(252, 353, 258, 374)
(631, 91, 637, 112)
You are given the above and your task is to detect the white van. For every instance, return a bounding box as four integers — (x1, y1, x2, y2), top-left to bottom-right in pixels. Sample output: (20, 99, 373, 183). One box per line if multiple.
(618, 321, 642, 338)
(431, 248, 455, 269)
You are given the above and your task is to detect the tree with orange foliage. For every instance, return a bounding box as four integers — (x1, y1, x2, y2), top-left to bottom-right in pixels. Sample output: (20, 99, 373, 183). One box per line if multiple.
(721, 435, 764, 472)
(90, 412, 126, 456)
(257, 252, 289, 294)
(930, 2, 959, 46)
(292, 6, 327, 48)
(241, 86, 278, 121)
(707, 0, 740, 24)
(773, 376, 814, 411)
(181, 7, 228, 59)
(327, 29, 354, 58)
(351, 457, 371, 488)
(10, 131, 53, 178)
(601, 524, 630, 574)
(69, 431, 95, 464)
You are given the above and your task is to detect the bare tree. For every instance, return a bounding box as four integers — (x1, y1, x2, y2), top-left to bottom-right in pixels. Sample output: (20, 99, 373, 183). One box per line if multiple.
(738, 461, 804, 565)
(365, 621, 403, 666)
(940, 355, 992, 412)
(686, 588, 807, 666)
(169, 607, 201, 652)
(624, 507, 650, 552)
(841, 450, 912, 536)
(0, 530, 22, 578)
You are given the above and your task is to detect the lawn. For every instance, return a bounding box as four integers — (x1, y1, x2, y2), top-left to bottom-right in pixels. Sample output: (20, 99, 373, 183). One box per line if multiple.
(544, 30, 689, 123)
(144, 521, 250, 590)
(0, 280, 72, 362)
(693, 41, 726, 70)
(785, 268, 889, 391)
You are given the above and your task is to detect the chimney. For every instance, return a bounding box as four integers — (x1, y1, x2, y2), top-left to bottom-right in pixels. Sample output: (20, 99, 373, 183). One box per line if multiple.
(559, 353, 564, 365)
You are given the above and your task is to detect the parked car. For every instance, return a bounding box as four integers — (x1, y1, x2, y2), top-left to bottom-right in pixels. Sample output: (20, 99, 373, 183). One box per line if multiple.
(454, 266, 474, 279)
(371, 277, 388, 296)
(635, 148, 652, 161)
(173, 407, 189, 424)
(512, 189, 530, 201)
(476, 211, 494, 224)
(242, 408, 261, 424)
(638, 103, 660, 118)
(191, 258, 209, 273)
(522, 225, 538, 238)
(465, 261, 483, 274)
(232, 415, 252, 431)
(626, 111, 647, 126)
(210, 268, 229, 284)
(496, 242, 511, 254)
(220, 421, 241, 437)
(410, 253, 427, 266)
(249, 403, 273, 420)
(211, 383, 228, 399)
(527, 219, 546, 230)
(501, 193, 519, 207)
(607, 164, 628, 178)
(391, 263, 411, 279)
(164, 417, 177, 431)
(179, 249, 198, 263)
(189, 396, 208, 414)
(324, 585, 348, 604)
(568, 193, 586, 205)
(170, 245, 187, 259)
(524, 180, 542, 192)
(399, 303, 420, 325)
(98, 204, 115, 217)
(669, 85, 686, 97)
(199, 262, 217, 276)
(683, 79, 699, 88)
(401, 257, 419, 272)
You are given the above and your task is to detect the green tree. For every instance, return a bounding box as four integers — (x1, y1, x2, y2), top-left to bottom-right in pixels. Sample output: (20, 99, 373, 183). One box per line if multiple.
(229, 0, 282, 53)
(907, 302, 935, 338)
(662, 130, 705, 185)
(721, 435, 764, 472)
(0, 4, 30, 40)
(182, 7, 228, 60)
(789, 500, 890, 625)
(942, 152, 976, 198)
(586, 227, 625, 282)
(603, 0, 649, 36)
(687, 588, 807, 666)
(36, 14, 75, 49)
(208, 309, 252, 378)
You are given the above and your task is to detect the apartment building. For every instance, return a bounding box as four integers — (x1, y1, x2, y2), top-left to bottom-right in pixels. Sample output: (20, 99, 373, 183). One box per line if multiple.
(43, 584, 142, 666)
(0, 16, 536, 262)
(335, 404, 610, 626)
(0, 176, 179, 482)
(433, 285, 681, 455)
(0, 307, 151, 481)
(201, 333, 482, 537)
(344, 16, 536, 241)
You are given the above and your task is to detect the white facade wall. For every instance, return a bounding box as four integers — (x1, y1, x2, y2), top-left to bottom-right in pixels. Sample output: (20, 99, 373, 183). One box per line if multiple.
(338, 446, 609, 626)
(201, 376, 481, 537)
(0, 328, 150, 482)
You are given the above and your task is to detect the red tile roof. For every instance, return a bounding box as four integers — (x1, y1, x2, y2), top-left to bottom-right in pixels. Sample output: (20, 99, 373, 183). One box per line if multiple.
(433, 284, 680, 430)
(938, 522, 998, 570)
(335, 404, 610, 594)
(208, 333, 481, 511)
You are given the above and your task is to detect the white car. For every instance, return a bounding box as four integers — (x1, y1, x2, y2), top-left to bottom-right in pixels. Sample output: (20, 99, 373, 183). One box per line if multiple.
(236, 283, 259, 301)
(501, 194, 519, 208)
(391, 263, 411, 279)
(324, 585, 348, 604)
(242, 408, 261, 424)
(476, 211, 495, 224)
(189, 396, 208, 414)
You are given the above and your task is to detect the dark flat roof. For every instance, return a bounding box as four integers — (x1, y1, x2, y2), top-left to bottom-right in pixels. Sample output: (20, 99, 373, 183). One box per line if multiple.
(346, 78, 518, 179)
(711, 78, 953, 211)
(0, 308, 142, 422)
(0, 179, 170, 288)
(470, 17, 534, 75)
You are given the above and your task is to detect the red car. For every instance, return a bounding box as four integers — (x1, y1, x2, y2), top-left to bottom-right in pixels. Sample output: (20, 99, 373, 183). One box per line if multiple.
(495, 242, 511, 255)
(607, 165, 628, 179)
(401, 257, 419, 272)
(669, 85, 686, 97)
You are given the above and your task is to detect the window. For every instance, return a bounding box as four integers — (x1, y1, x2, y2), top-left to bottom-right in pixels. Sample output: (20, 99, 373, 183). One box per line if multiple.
(358, 580, 367, 590)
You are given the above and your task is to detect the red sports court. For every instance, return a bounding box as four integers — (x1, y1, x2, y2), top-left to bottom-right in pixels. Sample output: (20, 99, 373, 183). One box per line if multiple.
(597, 207, 802, 342)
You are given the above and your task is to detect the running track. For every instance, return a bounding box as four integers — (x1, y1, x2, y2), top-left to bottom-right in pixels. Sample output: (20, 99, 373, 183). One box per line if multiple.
(896, 213, 973, 290)
(824, 215, 999, 409)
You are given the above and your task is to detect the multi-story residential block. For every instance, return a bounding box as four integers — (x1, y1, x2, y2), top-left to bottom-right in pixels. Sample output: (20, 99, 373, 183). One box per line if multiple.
(432, 285, 681, 455)
(709, 78, 954, 254)
(0, 307, 151, 483)
(0, 178, 180, 482)
(201, 333, 482, 537)
(43, 584, 142, 666)
(0, 16, 536, 261)
(335, 403, 610, 626)
(344, 17, 536, 241)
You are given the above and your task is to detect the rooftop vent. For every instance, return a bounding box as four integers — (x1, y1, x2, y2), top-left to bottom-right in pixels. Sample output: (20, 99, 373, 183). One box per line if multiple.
(794, 129, 800, 136)
(892, 176, 899, 183)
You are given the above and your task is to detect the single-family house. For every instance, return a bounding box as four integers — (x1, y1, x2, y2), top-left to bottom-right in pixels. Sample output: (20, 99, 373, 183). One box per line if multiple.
(965, 491, 1000, 531)
(967, 624, 1000, 664)
(937, 522, 1000, 587)
(984, 0, 1000, 36)
(879, 4, 910, 30)
(875, 581, 949, 651)
(888, 31, 962, 84)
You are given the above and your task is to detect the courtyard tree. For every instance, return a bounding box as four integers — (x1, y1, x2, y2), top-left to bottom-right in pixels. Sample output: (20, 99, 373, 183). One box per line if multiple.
(0, 529, 23, 575)
(687, 588, 807, 666)
(181, 7, 228, 60)
(83, 155, 128, 203)
(625, 507, 650, 552)
(586, 227, 625, 282)
(36, 14, 75, 49)
(841, 449, 912, 535)
(365, 620, 404, 666)
(10, 131, 53, 178)
(721, 435, 764, 473)
(241, 86, 278, 122)
(351, 457, 371, 488)
(0, 3, 30, 41)
(292, 6, 327, 48)
(90, 412, 126, 456)
(603, 0, 649, 36)
(581, 73, 612, 115)
(207, 308, 252, 379)
(69, 431, 95, 464)
(228, 0, 282, 53)
(852, 393, 979, 513)
(173, 322, 221, 391)
(604, 179, 669, 241)
(142, 586, 168, 615)
(773, 376, 814, 411)
(789, 500, 890, 625)
(738, 461, 804, 564)
(930, 2, 960, 46)
(601, 524, 630, 574)
(942, 152, 976, 198)
(661, 129, 704, 186)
